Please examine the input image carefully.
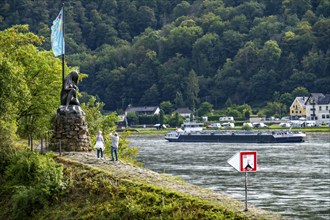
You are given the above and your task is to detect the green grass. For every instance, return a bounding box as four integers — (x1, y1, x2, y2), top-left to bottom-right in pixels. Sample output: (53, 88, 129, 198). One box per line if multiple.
(0, 149, 282, 219)
(266, 125, 330, 132)
(130, 129, 169, 135)
(30, 158, 247, 220)
(131, 126, 330, 135)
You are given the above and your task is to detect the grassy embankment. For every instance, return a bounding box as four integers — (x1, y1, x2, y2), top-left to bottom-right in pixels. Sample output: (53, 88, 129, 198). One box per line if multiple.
(0, 150, 282, 220)
(3, 125, 326, 219)
(31, 156, 279, 219)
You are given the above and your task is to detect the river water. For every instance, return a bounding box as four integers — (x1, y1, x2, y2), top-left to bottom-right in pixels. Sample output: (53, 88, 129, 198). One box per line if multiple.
(130, 133, 330, 220)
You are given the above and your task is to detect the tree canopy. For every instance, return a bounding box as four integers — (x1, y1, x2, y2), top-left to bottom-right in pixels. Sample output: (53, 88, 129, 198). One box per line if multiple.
(0, 25, 63, 140)
(0, 0, 329, 113)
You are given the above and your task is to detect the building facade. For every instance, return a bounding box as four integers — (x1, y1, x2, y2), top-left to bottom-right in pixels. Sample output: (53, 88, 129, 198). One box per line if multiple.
(290, 96, 308, 118)
(173, 108, 193, 120)
(305, 93, 330, 124)
(125, 106, 160, 116)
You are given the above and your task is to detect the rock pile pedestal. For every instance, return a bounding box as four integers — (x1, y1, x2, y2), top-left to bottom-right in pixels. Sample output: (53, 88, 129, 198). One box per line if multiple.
(51, 105, 91, 151)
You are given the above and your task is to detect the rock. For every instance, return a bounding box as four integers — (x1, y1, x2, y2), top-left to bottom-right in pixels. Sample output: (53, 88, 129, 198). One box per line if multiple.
(51, 106, 91, 151)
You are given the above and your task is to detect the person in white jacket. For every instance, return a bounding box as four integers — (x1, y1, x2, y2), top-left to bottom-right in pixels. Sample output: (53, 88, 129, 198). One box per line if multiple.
(110, 132, 119, 161)
(94, 131, 105, 159)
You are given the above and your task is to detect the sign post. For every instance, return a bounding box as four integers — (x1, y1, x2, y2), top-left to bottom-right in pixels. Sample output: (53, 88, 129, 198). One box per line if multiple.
(244, 172, 248, 211)
(227, 151, 257, 211)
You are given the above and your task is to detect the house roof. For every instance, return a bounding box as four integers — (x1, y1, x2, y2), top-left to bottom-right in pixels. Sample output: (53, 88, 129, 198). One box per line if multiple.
(306, 93, 330, 105)
(319, 94, 330, 104)
(125, 106, 159, 112)
(293, 96, 308, 107)
(174, 108, 193, 114)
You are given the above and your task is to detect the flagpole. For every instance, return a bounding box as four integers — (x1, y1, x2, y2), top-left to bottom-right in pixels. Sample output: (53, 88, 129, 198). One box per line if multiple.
(61, 3, 65, 90)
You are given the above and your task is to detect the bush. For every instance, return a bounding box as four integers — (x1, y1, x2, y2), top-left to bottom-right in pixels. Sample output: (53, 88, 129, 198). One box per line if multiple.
(138, 115, 159, 125)
(2, 150, 65, 219)
(242, 124, 253, 130)
(0, 120, 19, 175)
(104, 131, 140, 165)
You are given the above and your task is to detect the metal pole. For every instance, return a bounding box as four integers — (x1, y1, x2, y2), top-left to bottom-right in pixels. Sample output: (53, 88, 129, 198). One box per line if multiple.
(30, 135, 33, 151)
(40, 137, 43, 154)
(28, 134, 31, 148)
(61, 3, 65, 91)
(46, 132, 49, 150)
(244, 172, 248, 211)
(59, 140, 62, 156)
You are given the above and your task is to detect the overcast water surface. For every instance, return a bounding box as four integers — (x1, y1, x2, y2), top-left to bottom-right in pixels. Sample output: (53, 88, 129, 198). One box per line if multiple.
(131, 133, 330, 220)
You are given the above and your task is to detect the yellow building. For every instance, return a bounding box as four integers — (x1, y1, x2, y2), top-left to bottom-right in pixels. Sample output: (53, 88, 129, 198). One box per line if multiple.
(290, 97, 308, 118)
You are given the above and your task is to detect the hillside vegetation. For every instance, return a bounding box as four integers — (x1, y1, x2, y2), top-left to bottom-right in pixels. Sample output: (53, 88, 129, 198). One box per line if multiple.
(0, 150, 283, 219)
(0, 2, 327, 219)
(1, 0, 329, 111)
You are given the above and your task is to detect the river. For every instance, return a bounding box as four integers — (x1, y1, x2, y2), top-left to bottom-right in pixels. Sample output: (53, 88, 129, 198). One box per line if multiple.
(130, 133, 330, 220)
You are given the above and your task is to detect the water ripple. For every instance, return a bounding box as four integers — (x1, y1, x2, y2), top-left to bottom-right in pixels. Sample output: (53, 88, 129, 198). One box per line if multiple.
(131, 133, 330, 220)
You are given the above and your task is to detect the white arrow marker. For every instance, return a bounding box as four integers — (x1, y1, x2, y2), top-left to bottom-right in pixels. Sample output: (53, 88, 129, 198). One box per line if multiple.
(227, 152, 240, 172)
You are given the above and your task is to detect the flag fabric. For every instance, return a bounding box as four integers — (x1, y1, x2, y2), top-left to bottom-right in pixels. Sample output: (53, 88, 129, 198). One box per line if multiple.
(51, 8, 65, 56)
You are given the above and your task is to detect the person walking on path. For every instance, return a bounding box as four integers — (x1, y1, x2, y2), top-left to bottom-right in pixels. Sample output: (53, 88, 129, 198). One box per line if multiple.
(94, 131, 105, 159)
(110, 131, 120, 161)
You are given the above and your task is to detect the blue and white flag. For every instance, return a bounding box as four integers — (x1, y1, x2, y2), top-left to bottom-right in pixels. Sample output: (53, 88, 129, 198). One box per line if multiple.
(51, 8, 65, 56)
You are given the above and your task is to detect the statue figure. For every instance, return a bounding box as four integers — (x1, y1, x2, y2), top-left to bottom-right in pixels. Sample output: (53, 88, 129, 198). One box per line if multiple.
(53, 70, 90, 151)
(60, 70, 80, 109)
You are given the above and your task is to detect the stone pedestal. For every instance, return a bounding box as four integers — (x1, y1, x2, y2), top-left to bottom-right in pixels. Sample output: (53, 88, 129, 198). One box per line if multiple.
(51, 105, 91, 151)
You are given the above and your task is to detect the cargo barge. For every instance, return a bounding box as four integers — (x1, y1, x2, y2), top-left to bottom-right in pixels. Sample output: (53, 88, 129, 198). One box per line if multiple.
(164, 122, 306, 143)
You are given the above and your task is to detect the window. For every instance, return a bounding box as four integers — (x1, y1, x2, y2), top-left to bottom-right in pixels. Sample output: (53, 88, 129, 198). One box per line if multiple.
(299, 111, 301, 114)
(319, 106, 322, 111)
(326, 106, 329, 111)
(322, 114, 325, 119)
(292, 110, 294, 113)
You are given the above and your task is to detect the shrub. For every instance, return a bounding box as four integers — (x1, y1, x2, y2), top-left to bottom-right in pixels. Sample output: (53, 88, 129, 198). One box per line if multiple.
(2, 150, 65, 219)
(0, 120, 19, 175)
(242, 124, 253, 130)
(104, 131, 140, 165)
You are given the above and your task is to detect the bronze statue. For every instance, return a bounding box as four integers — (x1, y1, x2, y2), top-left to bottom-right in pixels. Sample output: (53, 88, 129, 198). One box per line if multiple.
(61, 70, 80, 109)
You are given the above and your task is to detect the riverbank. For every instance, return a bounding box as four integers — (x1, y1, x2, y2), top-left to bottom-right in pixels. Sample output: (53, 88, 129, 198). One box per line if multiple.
(46, 152, 284, 219)
(132, 133, 330, 219)
(128, 126, 330, 135)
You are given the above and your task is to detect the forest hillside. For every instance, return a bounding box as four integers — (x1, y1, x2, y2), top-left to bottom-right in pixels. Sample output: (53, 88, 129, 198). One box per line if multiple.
(0, 0, 329, 112)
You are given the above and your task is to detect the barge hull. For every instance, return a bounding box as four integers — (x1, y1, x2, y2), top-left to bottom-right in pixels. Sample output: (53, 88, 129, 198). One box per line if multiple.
(166, 134, 305, 143)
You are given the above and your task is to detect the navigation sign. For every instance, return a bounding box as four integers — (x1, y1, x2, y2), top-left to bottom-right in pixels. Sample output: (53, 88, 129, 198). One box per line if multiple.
(227, 151, 257, 172)
(240, 151, 257, 172)
(227, 151, 258, 211)
(227, 152, 240, 172)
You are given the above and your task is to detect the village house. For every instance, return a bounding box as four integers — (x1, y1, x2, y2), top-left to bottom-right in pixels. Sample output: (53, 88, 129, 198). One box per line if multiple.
(290, 96, 308, 119)
(173, 108, 193, 120)
(115, 115, 128, 129)
(124, 106, 160, 116)
(304, 93, 330, 124)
